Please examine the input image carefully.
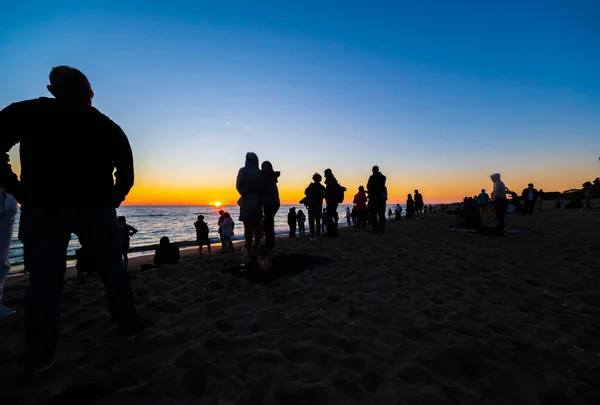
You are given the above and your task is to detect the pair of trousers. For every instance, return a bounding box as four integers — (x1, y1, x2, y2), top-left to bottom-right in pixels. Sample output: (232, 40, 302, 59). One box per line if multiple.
(308, 205, 322, 238)
(326, 202, 339, 236)
(493, 199, 507, 228)
(19, 207, 139, 363)
(369, 202, 386, 233)
(262, 205, 278, 250)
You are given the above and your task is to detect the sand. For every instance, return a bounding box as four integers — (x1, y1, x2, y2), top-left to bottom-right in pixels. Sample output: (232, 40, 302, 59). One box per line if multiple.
(1, 208, 600, 404)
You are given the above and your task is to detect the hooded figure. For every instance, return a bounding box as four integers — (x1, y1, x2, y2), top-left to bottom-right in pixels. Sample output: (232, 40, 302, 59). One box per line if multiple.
(236, 152, 263, 221)
(490, 173, 506, 200)
(260, 161, 281, 250)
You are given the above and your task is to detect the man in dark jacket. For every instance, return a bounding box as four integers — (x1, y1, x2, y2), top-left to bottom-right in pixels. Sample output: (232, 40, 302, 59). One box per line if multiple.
(0, 66, 142, 371)
(366, 165, 387, 233)
(324, 168, 340, 237)
(521, 183, 539, 215)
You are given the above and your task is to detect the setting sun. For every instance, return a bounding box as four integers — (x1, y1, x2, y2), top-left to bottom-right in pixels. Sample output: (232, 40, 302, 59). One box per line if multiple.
(213, 202, 222, 208)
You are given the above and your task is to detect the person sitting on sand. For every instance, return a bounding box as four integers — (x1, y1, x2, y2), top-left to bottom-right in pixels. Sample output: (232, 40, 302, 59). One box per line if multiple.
(304, 173, 326, 240)
(353, 186, 368, 230)
(406, 194, 415, 219)
(236, 152, 263, 262)
(194, 215, 211, 257)
(395, 204, 402, 220)
(220, 212, 235, 252)
(0, 187, 17, 319)
(260, 161, 281, 251)
(153, 236, 180, 266)
(118, 216, 138, 270)
(287, 207, 297, 238)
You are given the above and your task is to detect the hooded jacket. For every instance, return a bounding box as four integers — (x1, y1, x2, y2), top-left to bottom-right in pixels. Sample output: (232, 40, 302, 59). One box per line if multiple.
(236, 152, 262, 213)
(490, 173, 506, 200)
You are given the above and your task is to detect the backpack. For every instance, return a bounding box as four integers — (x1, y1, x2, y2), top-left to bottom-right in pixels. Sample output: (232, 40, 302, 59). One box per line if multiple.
(338, 185, 347, 203)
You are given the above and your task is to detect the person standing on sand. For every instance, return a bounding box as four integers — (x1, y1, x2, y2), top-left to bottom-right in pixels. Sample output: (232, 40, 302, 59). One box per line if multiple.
(287, 207, 297, 238)
(490, 173, 507, 229)
(346, 207, 351, 226)
(260, 161, 280, 251)
(477, 189, 489, 217)
(321, 208, 328, 234)
(406, 194, 415, 219)
(217, 209, 225, 248)
(297, 209, 306, 238)
(537, 189, 544, 210)
(194, 215, 211, 257)
(0, 187, 17, 319)
(367, 165, 387, 233)
(0, 66, 143, 371)
(118, 216, 138, 270)
(236, 152, 263, 262)
(304, 173, 326, 240)
(521, 183, 538, 215)
(414, 190, 424, 218)
(353, 186, 368, 230)
(220, 212, 235, 252)
(324, 169, 342, 237)
(395, 203, 402, 220)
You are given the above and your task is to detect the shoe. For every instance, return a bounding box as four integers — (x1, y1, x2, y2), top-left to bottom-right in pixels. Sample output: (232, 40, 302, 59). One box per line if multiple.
(120, 319, 147, 340)
(0, 305, 16, 319)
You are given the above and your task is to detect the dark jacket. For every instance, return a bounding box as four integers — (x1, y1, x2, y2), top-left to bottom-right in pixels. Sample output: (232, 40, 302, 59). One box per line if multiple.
(260, 170, 281, 210)
(521, 188, 539, 202)
(366, 172, 387, 204)
(324, 175, 340, 204)
(304, 182, 326, 206)
(0, 97, 134, 207)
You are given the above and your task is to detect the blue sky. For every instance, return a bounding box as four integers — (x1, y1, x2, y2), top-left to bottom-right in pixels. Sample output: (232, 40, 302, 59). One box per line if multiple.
(1, 0, 599, 203)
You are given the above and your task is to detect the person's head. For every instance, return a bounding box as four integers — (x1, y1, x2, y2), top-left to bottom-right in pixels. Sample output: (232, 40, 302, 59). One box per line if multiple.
(312, 173, 322, 183)
(298, 209, 304, 215)
(224, 212, 231, 219)
(408, 193, 412, 198)
(324, 168, 333, 179)
(358, 185, 364, 192)
(118, 216, 126, 225)
(160, 236, 170, 246)
(414, 189, 419, 194)
(197, 215, 204, 221)
(47, 66, 94, 106)
(490, 173, 501, 182)
(245, 152, 259, 168)
(481, 189, 485, 193)
(290, 207, 295, 212)
(528, 183, 534, 189)
(261, 161, 273, 172)
(372, 165, 380, 173)
(219, 210, 224, 216)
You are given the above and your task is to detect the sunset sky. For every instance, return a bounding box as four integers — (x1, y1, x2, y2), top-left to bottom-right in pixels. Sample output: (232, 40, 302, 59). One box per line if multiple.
(1, 1, 599, 205)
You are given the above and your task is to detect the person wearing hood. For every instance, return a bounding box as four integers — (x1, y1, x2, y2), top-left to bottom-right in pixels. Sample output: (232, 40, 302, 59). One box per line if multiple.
(260, 161, 280, 251)
(236, 152, 263, 259)
(490, 173, 507, 229)
(366, 165, 387, 233)
(324, 169, 341, 237)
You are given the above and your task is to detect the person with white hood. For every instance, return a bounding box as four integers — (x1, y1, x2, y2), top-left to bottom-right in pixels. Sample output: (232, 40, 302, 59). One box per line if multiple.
(490, 173, 507, 229)
(0, 187, 17, 318)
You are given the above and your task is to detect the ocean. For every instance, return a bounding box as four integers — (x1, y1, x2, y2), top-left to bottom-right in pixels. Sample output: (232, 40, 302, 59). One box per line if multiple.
(8, 204, 406, 273)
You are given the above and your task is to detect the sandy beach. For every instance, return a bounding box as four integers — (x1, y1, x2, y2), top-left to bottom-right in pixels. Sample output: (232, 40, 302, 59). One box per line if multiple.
(1, 208, 599, 404)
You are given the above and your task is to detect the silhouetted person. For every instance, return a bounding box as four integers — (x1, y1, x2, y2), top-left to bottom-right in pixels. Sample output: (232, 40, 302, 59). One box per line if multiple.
(367, 166, 387, 233)
(346, 207, 352, 226)
(236, 152, 263, 261)
(521, 183, 538, 215)
(324, 169, 342, 237)
(297, 209, 306, 238)
(288, 208, 297, 238)
(537, 189, 544, 209)
(388, 208, 392, 220)
(217, 209, 225, 248)
(321, 208, 328, 234)
(477, 189, 490, 217)
(0, 187, 18, 318)
(490, 173, 507, 229)
(221, 212, 235, 252)
(395, 204, 402, 220)
(0, 66, 142, 370)
(353, 186, 368, 230)
(153, 237, 180, 266)
(260, 161, 280, 251)
(304, 173, 326, 240)
(406, 194, 415, 219)
(414, 190, 424, 217)
(194, 215, 211, 257)
(118, 216, 138, 269)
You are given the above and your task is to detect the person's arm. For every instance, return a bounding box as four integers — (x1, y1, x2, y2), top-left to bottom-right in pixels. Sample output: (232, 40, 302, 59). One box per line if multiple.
(109, 120, 134, 207)
(0, 103, 24, 201)
(236, 168, 244, 194)
(129, 225, 138, 236)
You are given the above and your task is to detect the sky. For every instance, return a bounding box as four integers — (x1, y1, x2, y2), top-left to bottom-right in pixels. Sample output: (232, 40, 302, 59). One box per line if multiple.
(1, 0, 599, 205)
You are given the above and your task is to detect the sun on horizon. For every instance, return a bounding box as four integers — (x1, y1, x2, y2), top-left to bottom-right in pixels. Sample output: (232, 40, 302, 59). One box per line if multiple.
(213, 201, 222, 208)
